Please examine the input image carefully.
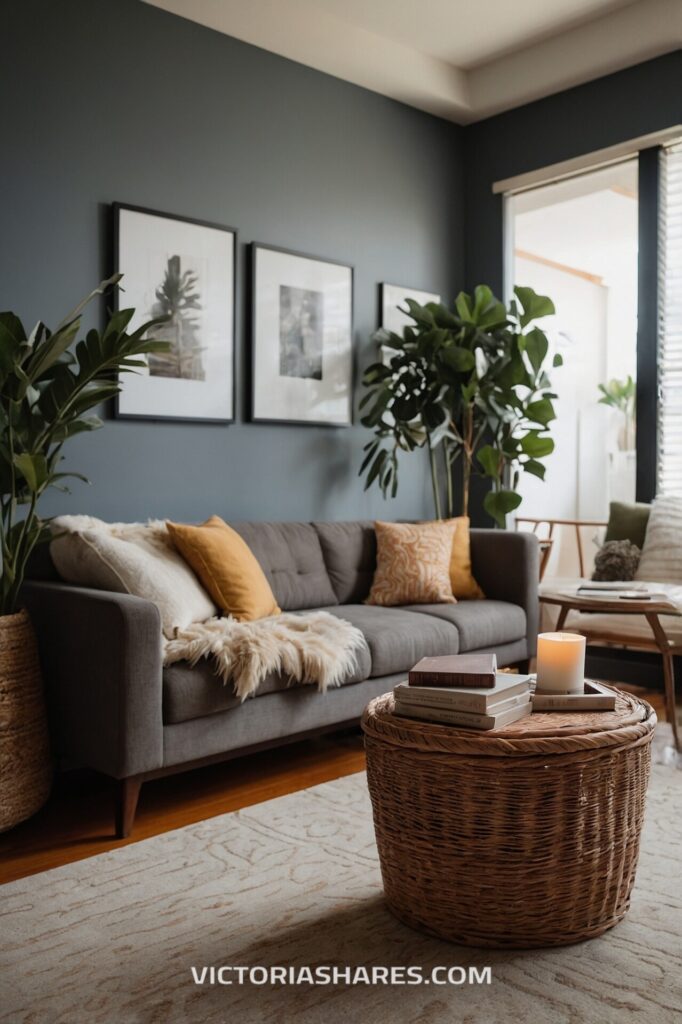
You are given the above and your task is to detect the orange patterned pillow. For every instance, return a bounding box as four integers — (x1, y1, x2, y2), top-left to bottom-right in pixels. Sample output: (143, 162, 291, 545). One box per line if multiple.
(366, 520, 457, 606)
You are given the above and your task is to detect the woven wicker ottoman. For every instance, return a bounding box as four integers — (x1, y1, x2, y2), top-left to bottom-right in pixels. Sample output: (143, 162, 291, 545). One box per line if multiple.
(362, 689, 656, 949)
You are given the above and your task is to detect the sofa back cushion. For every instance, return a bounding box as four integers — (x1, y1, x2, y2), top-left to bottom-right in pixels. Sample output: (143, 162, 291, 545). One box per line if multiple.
(166, 516, 281, 621)
(635, 496, 682, 583)
(231, 521, 338, 610)
(49, 516, 217, 637)
(313, 521, 377, 604)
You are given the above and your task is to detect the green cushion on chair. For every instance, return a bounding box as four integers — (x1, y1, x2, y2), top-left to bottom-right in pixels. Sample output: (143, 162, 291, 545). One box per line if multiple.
(604, 501, 651, 549)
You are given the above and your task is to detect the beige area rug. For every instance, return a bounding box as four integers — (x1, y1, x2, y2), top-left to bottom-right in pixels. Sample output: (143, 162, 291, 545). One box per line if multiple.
(1, 730, 680, 1024)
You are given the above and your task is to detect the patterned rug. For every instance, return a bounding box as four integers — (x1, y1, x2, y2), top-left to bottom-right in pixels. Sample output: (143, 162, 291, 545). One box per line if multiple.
(1, 728, 680, 1024)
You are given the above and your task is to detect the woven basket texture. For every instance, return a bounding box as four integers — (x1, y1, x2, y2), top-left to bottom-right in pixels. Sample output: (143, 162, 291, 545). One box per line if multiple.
(362, 689, 656, 949)
(0, 609, 52, 832)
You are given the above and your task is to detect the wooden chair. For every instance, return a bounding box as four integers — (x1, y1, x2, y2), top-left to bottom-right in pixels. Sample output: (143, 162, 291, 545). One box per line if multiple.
(515, 517, 607, 580)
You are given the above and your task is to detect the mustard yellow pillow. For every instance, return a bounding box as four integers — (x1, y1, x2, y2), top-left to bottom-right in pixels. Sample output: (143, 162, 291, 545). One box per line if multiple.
(366, 520, 457, 606)
(166, 516, 281, 621)
(446, 516, 484, 599)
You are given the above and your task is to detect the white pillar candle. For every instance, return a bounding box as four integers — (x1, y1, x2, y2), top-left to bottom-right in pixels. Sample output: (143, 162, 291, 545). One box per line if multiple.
(536, 632, 586, 694)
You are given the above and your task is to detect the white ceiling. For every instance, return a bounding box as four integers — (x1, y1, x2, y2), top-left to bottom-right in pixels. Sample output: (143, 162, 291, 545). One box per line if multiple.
(143, 0, 681, 123)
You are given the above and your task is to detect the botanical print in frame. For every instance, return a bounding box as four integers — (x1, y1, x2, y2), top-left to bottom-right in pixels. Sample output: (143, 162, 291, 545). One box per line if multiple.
(380, 283, 441, 365)
(381, 283, 441, 333)
(114, 204, 236, 422)
(251, 244, 353, 426)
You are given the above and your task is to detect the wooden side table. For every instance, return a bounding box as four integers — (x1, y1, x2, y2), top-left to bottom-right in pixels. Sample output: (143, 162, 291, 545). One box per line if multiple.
(362, 690, 656, 949)
(540, 582, 681, 752)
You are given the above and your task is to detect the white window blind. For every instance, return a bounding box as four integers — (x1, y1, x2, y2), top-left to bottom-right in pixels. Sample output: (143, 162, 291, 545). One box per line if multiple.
(657, 143, 682, 495)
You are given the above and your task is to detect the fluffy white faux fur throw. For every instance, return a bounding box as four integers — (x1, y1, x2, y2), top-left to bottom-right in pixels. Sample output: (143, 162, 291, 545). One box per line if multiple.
(163, 611, 367, 701)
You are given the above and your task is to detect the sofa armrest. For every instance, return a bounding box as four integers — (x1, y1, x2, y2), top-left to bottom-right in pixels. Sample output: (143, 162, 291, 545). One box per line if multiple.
(470, 529, 540, 657)
(21, 581, 164, 778)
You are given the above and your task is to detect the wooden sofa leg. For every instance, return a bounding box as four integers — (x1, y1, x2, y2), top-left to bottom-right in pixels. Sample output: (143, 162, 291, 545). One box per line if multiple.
(115, 777, 142, 839)
(515, 659, 531, 675)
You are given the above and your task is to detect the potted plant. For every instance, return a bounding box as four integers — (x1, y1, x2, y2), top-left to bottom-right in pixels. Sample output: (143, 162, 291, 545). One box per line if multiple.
(359, 284, 560, 525)
(598, 375, 636, 452)
(0, 276, 167, 831)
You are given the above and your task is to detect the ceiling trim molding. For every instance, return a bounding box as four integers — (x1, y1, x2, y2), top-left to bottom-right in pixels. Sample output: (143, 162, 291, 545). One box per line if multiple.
(492, 126, 682, 195)
(142, 0, 681, 124)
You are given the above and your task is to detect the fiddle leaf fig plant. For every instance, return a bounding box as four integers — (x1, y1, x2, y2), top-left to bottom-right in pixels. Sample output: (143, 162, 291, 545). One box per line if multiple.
(359, 284, 560, 526)
(0, 275, 169, 616)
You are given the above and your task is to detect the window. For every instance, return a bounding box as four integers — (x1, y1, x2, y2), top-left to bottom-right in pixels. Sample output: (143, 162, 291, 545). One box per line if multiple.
(657, 144, 682, 495)
(506, 162, 639, 527)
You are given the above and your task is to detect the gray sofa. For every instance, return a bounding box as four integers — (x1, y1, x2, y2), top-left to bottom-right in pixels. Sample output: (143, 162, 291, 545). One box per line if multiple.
(22, 520, 539, 836)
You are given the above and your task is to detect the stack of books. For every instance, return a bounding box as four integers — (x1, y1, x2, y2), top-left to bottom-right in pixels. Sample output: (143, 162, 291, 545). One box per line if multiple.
(393, 654, 532, 730)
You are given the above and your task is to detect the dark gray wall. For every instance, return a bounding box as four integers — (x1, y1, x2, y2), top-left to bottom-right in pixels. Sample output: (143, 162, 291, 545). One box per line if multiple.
(463, 51, 682, 295)
(1, 0, 463, 523)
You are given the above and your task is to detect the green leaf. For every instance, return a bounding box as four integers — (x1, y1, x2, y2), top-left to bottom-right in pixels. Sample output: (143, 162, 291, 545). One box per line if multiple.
(51, 416, 103, 443)
(441, 346, 475, 372)
(455, 291, 474, 323)
(477, 444, 502, 480)
(553, 353, 563, 368)
(526, 397, 556, 426)
(27, 318, 80, 382)
(483, 488, 522, 527)
(523, 459, 546, 480)
(13, 453, 48, 492)
(514, 286, 555, 327)
(520, 432, 555, 458)
(523, 328, 549, 374)
(364, 449, 388, 490)
(359, 440, 380, 475)
(56, 272, 122, 329)
(496, 352, 528, 388)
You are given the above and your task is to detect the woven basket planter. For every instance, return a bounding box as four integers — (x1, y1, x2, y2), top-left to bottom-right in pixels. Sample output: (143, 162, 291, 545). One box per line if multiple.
(0, 609, 52, 832)
(362, 690, 655, 949)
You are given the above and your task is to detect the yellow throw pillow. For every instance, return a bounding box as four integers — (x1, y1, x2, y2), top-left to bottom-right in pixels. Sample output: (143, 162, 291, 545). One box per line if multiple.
(366, 520, 457, 606)
(446, 516, 484, 599)
(166, 516, 281, 621)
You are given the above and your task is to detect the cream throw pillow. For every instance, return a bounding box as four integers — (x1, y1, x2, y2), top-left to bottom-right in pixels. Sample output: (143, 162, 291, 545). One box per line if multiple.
(50, 515, 217, 637)
(366, 520, 457, 606)
(635, 496, 682, 583)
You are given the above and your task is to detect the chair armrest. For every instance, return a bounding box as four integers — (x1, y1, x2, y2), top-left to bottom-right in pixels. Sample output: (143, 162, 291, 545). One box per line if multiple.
(21, 581, 164, 778)
(470, 529, 540, 657)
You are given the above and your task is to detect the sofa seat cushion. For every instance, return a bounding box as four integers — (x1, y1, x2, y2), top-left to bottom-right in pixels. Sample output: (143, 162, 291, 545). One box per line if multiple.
(231, 522, 338, 611)
(164, 637, 371, 725)
(405, 600, 526, 652)
(320, 604, 459, 677)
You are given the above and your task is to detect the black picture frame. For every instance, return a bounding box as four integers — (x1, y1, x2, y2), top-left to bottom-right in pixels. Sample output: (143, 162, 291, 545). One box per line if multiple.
(380, 282, 441, 331)
(249, 242, 354, 427)
(113, 202, 237, 424)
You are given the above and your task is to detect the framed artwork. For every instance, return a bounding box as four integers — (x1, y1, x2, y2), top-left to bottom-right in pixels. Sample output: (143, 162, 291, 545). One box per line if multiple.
(381, 283, 441, 333)
(250, 244, 353, 426)
(113, 203, 236, 423)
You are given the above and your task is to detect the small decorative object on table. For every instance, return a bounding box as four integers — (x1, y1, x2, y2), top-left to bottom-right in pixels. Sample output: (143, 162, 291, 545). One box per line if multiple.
(592, 538, 641, 580)
(363, 689, 656, 947)
(531, 678, 617, 711)
(536, 631, 586, 693)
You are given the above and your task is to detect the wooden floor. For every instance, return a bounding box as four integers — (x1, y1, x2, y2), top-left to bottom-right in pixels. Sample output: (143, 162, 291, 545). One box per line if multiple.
(0, 684, 668, 886)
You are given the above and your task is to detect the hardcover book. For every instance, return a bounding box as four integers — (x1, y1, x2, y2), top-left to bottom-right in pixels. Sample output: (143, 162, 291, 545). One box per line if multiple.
(394, 675, 531, 714)
(408, 653, 497, 689)
(393, 697, 532, 731)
